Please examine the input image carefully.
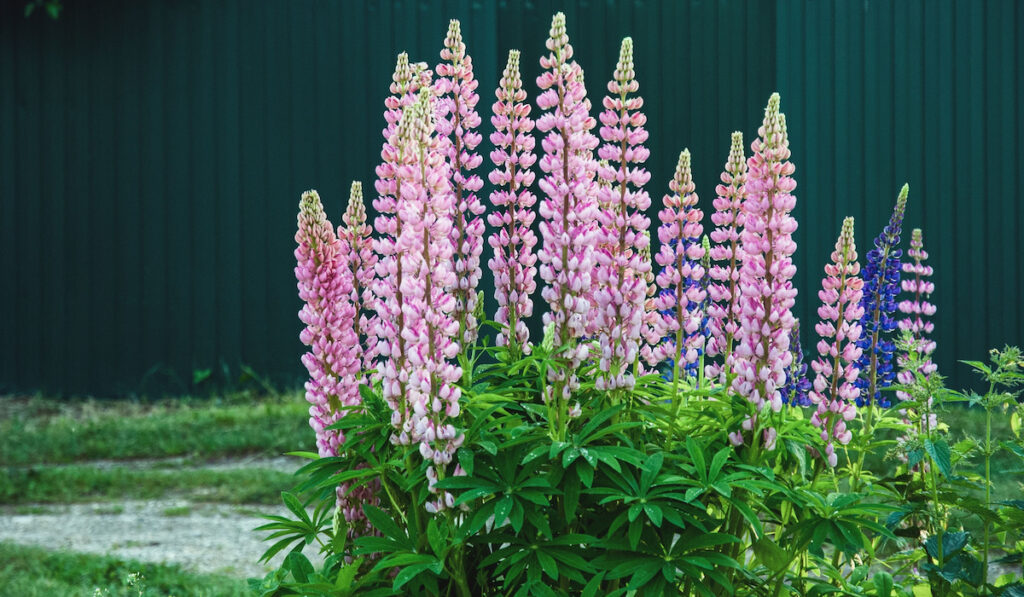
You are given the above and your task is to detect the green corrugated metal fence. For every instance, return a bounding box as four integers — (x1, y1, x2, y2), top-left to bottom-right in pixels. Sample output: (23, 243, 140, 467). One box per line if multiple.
(0, 0, 1019, 396)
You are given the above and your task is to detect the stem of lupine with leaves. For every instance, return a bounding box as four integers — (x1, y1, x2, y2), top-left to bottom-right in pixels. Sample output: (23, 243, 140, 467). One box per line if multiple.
(488, 49, 537, 360)
(594, 37, 652, 393)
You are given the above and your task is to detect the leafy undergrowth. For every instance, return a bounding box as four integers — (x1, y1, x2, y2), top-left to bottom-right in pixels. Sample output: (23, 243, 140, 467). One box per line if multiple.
(0, 393, 311, 466)
(0, 541, 249, 596)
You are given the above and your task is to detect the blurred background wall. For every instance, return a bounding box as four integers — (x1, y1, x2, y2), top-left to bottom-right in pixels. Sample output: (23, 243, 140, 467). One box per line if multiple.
(1, 0, 1020, 396)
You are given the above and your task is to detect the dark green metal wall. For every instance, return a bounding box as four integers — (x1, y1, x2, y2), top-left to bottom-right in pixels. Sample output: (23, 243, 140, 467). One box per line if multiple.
(0, 0, 1018, 396)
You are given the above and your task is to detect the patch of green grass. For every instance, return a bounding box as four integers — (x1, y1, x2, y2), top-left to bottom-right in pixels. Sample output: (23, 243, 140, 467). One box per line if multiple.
(0, 394, 312, 466)
(161, 505, 193, 517)
(0, 541, 249, 596)
(0, 466, 297, 505)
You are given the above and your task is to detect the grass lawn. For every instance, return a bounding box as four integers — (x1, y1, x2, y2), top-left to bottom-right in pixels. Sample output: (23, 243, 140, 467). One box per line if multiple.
(0, 542, 250, 596)
(0, 393, 313, 466)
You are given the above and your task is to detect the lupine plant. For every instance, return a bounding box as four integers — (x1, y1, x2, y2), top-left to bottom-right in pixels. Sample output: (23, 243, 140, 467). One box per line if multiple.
(259, 14, 1024, 597)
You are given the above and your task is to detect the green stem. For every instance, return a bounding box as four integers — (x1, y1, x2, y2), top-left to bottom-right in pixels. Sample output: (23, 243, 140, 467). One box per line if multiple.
(850, 403, 876, 492)
(982, 381, 995, 594)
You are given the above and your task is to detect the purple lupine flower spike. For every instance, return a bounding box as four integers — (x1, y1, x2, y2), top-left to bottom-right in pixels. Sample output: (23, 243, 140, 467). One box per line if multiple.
(731, 94, 799, 433)
(645, 150, 705, 378)
(854, 184, 909, 407)
(536, 12, 600, 407)
(435, 20, 485, 348)
(781, 319, 812, 407)
(594, 37, 652, 391)
(341, 181, 378, 379)
(706, 132, 747, 383)
(808, 217, 864, 467)
(488, 49, 538, 357)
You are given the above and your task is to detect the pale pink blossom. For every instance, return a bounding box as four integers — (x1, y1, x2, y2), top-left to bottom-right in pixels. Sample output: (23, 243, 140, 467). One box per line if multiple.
(808, 217, 864, 466)
(488, 49, 538, 356)
(340, 181, 378, 378)
(536, 12, 600, 405)
(730, 94, 799, 434)
(705, 132, 747, 382)
(435, 20, 485, 347)
(593, 37, 652, 391)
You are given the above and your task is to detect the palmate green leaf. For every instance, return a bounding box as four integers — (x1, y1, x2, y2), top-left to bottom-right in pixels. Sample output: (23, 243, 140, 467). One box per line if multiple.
(873, 571, 894, 597)
(362, 505, 406, 545)
(753, 536, 790, 572)
(283, 552, 315, 583)
(686, 437, 708, 484)
(281, 492, 312, 526)
(536, 550, 558, 581)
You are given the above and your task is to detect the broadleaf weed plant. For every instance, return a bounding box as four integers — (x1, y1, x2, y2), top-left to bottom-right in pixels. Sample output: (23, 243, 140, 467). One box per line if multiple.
(255, 13, 1024, 597)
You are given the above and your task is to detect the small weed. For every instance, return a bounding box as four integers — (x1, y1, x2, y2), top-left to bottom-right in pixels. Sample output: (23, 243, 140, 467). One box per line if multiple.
(161, 505, 192, 517)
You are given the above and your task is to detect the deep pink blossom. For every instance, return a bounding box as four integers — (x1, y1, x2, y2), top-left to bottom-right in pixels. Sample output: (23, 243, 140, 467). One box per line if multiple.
(435, 20, 485, 347)
(645, 150, 705, 378)
(808, 217, 865, 467)
(536, 12, 600, 404)
(593, 37, 652, 391)
(341, 181, 378, 378)
(394, 92, 464, 512)
(730, 94, 799, 436)
(488, 49, 538, 356)
(705, 132, 747, 382)
(295, 190, 367, 529)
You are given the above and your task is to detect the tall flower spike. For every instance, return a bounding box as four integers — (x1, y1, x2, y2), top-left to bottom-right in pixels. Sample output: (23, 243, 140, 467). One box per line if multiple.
(394, 91, 464, 513)
(341, 181, 378, 378)
(536, 12, 600, 409)
(808, 217, 864, 467)
(731, 93, 798, 447)
(488, 49, 538, 357)
(435, 20, 485, 348)
(295, 190, 360, 456)
(896, 228, 936, 401)
(646, 150, 705, 382)
(373, 54, 432, 433)
(854, 183, 909, 407)
(594, 37, 652, 391)
(706, 131, 747, 382)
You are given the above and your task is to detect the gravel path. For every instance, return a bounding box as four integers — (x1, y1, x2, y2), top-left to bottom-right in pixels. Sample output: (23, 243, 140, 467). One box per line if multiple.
(0, 499, 322, 579)
(0, 455, 325, 579)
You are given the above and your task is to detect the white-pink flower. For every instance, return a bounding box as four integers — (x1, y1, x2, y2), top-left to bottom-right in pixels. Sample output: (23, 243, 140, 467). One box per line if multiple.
(340, 181, 377, 379)
(435, 20, 485, 347)
(593, 37, 652, 391)
(808, 217, 864, 467)
(645, 150, 705, 379)
(705, 132, 747, 382)
(488, 49, 538, 356)
(536, 12, 600, 405)
(730, 93, 799, 425)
